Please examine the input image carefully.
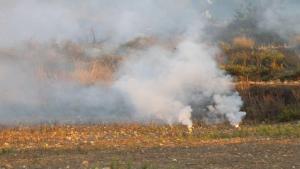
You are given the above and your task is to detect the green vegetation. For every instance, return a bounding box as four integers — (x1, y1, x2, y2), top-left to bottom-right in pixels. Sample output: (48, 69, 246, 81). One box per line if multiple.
(220, 42, 300, 81)
(238, 85, 300, 123)
(215, 2, 300, 81)
(278, 105, 300, 122)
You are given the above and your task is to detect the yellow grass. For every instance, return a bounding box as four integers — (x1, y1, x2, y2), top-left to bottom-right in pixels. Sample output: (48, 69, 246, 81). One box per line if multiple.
(232, 36, 255, 48)
(0, 123, 299, 151)
(72, 61, 114, 85)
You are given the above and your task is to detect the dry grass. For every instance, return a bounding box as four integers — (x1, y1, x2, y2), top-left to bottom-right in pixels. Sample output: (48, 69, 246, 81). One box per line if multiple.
(36, 54, 123, 85)
(0, 123, 299, 152)
(122, 37, 158, 49)
(72, 60, 114, 85)
(236, 83, 300, 122)
(232, 36, 255, 48)
(0, 123, 299, 169)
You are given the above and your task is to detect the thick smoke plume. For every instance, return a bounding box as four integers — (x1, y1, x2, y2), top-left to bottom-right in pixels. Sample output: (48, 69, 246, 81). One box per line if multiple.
(0, 0, 246, 127)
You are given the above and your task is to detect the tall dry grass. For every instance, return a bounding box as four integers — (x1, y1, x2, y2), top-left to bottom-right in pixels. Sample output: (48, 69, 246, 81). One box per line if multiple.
(29, 41, 124, 85)
(72, 62, 113, 85)
(232, 36, 255, 48)
(237, 84, 300, 123)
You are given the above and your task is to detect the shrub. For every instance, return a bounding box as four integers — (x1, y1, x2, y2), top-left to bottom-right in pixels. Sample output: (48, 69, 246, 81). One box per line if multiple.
(278, 105, 300, 122)
(237, 85, 300, 123)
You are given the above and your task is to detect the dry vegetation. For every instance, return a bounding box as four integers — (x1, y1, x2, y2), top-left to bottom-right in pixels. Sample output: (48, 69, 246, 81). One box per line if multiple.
(28, 41, 124, 85)
(71, 56, 123, 85)
(237, 83, 300, 123)
(232, 36, 255, 48)
(0, 41, 299, 169)
(1, 3, 300, 168)
(290, 35, 300, 46)
(0, 123, 299, 151)
(0, 123, 299, 168)
(0, 31, 299, 169)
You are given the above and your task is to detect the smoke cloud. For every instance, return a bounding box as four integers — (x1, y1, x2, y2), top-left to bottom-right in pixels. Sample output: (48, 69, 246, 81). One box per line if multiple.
(0, 0, 246, 127)
(259, 0, 300, 44)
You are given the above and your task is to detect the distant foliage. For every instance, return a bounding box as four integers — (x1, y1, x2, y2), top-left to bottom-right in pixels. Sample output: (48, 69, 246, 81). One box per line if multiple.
(290, 35, 300, 47)
(220, 42, 300, 81)
(217, 2, 285, 46)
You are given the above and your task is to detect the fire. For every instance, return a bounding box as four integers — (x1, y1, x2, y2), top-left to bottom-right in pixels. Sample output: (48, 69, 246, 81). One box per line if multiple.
(188, 126, 193, 133)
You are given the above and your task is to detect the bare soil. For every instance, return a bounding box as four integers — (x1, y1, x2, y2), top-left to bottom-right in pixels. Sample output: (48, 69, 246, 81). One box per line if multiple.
(0, 124, 299, 169)
(0, 139, 299, 169)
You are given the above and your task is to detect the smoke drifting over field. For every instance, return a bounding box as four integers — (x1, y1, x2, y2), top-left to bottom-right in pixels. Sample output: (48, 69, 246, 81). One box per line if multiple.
(0, 0, 246, 127)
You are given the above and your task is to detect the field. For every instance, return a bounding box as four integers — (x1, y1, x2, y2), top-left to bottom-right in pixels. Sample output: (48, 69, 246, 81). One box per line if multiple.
(0, 84, 299, 169)
(0, 123, 300, 169)
(0, 1, 300, 169)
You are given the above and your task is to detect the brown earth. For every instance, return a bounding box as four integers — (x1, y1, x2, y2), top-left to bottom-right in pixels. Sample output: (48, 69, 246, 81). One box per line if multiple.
(0, 139, 299, 169)
(0, 124, 299, 169)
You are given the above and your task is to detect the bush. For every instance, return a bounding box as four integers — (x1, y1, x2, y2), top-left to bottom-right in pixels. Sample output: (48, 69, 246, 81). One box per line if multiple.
(278, 105, 300, 122)
(221, 45, 300, 81)
(237, 85, 300, 123)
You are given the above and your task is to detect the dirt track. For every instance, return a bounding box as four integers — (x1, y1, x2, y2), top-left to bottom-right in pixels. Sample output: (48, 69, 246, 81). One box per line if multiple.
(0, 139, 299, 169)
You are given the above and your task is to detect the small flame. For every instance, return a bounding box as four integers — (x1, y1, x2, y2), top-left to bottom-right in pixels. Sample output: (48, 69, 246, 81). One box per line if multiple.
(188, 126, 193, 133)
(234, 124, 240, 128)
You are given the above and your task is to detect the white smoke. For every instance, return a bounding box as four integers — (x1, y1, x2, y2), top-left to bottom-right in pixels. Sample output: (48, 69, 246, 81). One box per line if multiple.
(115, 40, 245, 127)
(258, 0, 300, 40)
(0, 0, 246, 127)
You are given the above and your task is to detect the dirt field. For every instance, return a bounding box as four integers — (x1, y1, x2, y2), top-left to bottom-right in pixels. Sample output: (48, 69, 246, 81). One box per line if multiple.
(0, 139, 300, 169)
(0, 123, 299, 169)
